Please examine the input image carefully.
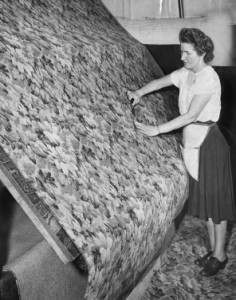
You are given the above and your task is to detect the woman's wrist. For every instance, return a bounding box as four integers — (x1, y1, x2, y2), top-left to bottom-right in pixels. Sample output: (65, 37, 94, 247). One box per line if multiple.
(157, 125, 161, 135)
(136, 89, 143, 98)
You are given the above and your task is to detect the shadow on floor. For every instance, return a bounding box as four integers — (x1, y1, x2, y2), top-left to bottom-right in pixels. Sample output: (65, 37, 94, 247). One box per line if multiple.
(0, 187, 16, 277)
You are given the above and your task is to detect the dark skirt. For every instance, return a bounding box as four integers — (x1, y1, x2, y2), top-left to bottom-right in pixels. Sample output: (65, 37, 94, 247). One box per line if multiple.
(187, 124, 236, 224)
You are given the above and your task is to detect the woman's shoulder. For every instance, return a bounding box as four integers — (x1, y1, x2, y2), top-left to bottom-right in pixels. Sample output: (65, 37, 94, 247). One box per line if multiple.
(173, 67, 188, 75)
(170, 67, 188, 79)
(202, 65, 219, 81)
(198, 65, 220, 85)
(195, 65, 221, 93)
(170, 67, 188, 84)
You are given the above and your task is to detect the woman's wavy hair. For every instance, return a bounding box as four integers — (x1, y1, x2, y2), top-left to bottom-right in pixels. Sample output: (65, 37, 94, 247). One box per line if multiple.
(179, 28, 214, 63)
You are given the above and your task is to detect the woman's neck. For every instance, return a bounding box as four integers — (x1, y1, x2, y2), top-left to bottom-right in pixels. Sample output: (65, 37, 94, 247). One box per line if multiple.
(192, 61, 207, 73)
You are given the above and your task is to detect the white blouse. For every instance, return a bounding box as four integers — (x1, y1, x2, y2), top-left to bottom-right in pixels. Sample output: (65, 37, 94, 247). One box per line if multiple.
(170, 66, 221, 180)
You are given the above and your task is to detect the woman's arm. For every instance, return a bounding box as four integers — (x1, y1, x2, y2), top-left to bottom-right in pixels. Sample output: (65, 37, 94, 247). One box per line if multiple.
(127, 74, 172, 106)
(135, 93, 211, 136)
(135, 74, 172, 97)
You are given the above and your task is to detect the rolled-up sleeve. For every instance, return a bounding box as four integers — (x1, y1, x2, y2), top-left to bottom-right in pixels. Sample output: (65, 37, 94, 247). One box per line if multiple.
(170, 67, 186, 88)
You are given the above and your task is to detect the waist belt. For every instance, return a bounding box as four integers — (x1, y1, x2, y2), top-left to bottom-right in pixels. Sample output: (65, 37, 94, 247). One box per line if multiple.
(192, 121, 215, 126)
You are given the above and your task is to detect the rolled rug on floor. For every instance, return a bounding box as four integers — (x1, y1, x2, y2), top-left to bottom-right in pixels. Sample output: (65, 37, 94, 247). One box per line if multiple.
(0, 0, 188, 299)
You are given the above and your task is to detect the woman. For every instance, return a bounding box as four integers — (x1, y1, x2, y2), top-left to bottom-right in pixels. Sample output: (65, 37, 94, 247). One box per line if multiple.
(127, 28, 236, 276)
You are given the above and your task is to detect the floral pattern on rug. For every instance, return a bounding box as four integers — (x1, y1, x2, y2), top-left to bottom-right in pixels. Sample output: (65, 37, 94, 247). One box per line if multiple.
(142, 215, 236, 300)
(0, 0, 188, 299)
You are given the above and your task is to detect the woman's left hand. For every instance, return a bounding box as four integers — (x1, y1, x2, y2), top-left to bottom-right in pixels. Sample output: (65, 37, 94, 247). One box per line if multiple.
(134, 121, 160, 136)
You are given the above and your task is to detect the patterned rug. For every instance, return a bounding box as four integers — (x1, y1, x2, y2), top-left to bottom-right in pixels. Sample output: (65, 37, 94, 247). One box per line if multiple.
(141, 214, 236, 300)
(0, 0, 188, 299)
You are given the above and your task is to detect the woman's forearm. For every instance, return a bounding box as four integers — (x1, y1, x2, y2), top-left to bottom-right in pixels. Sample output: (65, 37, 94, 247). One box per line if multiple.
(158, 94, 211, 134)
(159, 113, 195, 134)
(137, 75, 172, 97)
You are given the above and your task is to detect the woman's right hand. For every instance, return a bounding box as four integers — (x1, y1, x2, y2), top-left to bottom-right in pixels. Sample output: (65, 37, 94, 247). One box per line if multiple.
(127, 90, 141, 106)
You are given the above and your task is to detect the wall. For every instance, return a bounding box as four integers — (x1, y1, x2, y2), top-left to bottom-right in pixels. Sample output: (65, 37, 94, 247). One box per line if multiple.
(118, 14, 233, 66)
(102, 0, 236, 20)
(102, 0, 235, 66)
(102, 0, 179, 19)
(184, 0, 236, 18)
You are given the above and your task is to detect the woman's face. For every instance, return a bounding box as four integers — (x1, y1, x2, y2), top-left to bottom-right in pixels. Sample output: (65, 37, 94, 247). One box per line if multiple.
(180, 42, 205, 72)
